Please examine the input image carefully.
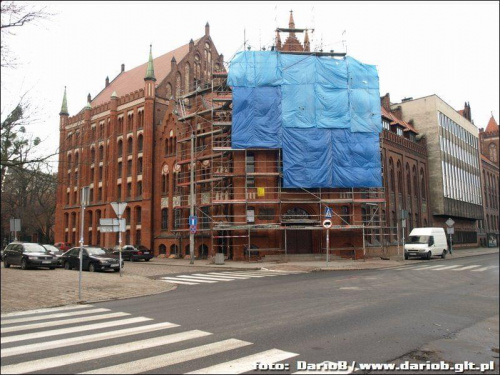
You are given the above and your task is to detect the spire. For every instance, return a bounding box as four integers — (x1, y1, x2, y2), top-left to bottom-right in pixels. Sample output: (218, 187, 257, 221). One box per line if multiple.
(85, 100, 92, 110)
(59, 86, 69, 115)
(145, 44, 156, 81)
(276, 30, 282, 50)
(304, 29, 310, 52)
(289, 10, 296, 32)
(485, 114, 499, 133)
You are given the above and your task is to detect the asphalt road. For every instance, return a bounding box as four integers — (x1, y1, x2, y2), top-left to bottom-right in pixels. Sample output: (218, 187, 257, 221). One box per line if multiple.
(1, 253, 498, 374)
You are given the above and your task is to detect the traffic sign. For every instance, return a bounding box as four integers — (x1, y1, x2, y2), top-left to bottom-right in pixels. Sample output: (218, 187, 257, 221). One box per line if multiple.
(447, 227, 455, 234)
(323, 219, 332, 229)
(99, 218, 125, 232)
(446, 218, 455, 227)
(190, 225, 197, 234)
(111, 202, 127, 216)
(189, 216, 198, 226)
(324, 207, 333, 219)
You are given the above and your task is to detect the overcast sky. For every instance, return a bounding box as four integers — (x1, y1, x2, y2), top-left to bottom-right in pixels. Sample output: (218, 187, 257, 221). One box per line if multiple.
(2, 1, 499, 170)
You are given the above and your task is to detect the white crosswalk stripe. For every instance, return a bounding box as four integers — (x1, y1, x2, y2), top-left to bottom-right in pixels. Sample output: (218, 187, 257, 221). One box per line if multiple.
(82, 339, 252, 374)
(1, 321, 179, 358)
(1, 304, 94, 319)
(1, 330, 212, 374)
(1, 311, 130, 333)
(1, 306, 300, 375)
(187, 348, 299, 374)
(1, 307, 111, 326)
(394, 264, 497, 273)
(2, 316, 151, 344)
(160, 270, 301, 286)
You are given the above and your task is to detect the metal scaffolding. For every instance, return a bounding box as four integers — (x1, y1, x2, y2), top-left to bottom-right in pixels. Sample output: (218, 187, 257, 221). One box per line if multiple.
(173, 71, 392, 261)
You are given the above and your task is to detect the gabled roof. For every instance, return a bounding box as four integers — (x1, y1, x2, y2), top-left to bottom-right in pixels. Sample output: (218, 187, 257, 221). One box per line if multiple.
(91, 38, 201, 107)
(485, 115, 499, 133)
(381, 106, 418, 133)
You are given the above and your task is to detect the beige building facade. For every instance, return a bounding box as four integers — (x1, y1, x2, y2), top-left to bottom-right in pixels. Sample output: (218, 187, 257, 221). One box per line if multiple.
(393, 95, 483, 246)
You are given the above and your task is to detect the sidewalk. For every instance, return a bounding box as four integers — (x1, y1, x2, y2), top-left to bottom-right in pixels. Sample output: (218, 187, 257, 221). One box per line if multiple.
(150, 246, 499, 273)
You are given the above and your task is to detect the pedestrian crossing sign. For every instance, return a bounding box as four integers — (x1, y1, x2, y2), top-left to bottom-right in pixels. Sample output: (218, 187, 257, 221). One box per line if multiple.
(325, 206, 333, 218)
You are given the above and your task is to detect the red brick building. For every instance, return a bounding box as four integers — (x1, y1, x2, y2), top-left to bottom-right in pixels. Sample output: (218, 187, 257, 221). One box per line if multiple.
(478, 115, 499, 246)
(54, 24, 223, 251)
(55, 15, 431, 260)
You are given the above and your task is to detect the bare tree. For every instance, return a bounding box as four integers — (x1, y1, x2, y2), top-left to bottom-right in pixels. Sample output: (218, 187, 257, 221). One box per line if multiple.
(1, 162, 56, 244)
(1, 1, 52, 68)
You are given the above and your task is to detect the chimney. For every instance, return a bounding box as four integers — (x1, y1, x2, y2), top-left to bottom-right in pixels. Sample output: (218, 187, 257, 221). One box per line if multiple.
(105, 76, 109, 87)
(121, 63, 125, 73)
(381, 93, 391, 111)
(391, 106, 403, 120)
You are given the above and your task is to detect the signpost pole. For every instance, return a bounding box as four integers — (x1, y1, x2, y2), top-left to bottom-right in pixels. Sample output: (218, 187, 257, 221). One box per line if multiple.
(79, 187, 90, 300)
(326, 228, 330, 267)
(190, 132, 195, 265)
(118, 214, 123, 277)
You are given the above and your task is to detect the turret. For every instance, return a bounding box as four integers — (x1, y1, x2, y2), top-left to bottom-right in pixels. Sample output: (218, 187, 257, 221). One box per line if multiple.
(144, 44, 156, 82)
(205, 22, 210, 36)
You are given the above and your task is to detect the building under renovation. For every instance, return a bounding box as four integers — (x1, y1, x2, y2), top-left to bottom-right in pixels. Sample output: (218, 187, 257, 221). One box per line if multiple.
(55, 13, 433, 260)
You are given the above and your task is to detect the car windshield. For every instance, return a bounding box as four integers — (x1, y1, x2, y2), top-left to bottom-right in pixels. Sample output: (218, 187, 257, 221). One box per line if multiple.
(85, 247, 108, 256)
(24, 243, 49, 253)
(408, 235, 430, 244)
(43, 245, 61, 253)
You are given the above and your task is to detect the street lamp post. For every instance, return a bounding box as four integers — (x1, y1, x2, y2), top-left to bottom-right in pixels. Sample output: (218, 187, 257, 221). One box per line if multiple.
(190, 131, 195, 265)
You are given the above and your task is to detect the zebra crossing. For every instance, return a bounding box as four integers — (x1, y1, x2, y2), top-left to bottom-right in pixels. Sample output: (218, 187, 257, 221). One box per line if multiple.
(159, 269, 306, 286)
(390, 264, 498, 272)
(1, 304, 299, 374)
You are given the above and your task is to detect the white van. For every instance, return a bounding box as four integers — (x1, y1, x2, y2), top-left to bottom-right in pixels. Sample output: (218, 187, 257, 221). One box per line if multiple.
(404, 227, 448, 260)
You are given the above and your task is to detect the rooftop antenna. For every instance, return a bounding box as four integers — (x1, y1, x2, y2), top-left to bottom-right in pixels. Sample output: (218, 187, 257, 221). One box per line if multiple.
(342, 30, 348, 54)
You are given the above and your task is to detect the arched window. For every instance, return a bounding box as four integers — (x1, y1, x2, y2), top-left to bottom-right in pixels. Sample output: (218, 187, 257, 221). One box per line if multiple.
(341, 206, 350, 224)
(125, 207, 131, 225)
(159, 244, 167, 255)
(170, 244, 178, 255)
(118, 140, 123, 156)
(176, 72, 182, 98)
(166, 83, 172, 99)
(127, 137, 133, 154)
(185, 63, 191, 93)
(489, 144, 497, 162)
(135, 206, 141, 224)
(74, 153, 79, 168)
(138, 134, 143, 152)
(165, 138, 169, 155)
(406, 164, 411, 198)
(397, 161, 403, 194)
(91, 148, 96, 163)
(67, 154, 72, 169)
(412, 166, 418, 198)
(161, 208, 168, 230)
(138, 157, 143, 175)
(420, 168, 426, 200)
(99, 145, 104, 161)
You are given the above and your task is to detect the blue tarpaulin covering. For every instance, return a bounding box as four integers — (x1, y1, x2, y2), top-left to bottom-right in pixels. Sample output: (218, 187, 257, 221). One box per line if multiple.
(228, 51, 383, 188)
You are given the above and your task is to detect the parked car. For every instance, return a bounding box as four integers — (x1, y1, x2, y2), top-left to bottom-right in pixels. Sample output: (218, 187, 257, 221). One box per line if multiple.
(3, 242, 58, 270)
(54, 242, 72, 251)
(42, 244, 65, 267)
(112, 245, 153, 262)
(404, 227, 448, 260)
(60, 246, 124, 272)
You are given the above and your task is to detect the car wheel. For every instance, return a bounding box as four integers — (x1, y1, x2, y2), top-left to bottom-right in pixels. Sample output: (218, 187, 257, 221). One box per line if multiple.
(49, 267, 55, 270)
(145, 258, 150, 262)
(114, 268, 120, 272)
(4, 259, 10, 268)
(404, 253, 409, 260)
(426, 251, 432, 260)
(21, 259, 29, 270)
(441, 250, 447, 259)
(88, 263, 96, 272)
(64, 261, 72, 270)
